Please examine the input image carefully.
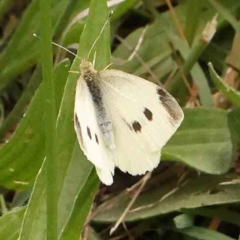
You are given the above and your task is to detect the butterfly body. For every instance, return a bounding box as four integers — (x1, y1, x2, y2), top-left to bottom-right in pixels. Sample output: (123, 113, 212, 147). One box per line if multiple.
(74, 60, 184, 185)
(80, 60, 115, 149)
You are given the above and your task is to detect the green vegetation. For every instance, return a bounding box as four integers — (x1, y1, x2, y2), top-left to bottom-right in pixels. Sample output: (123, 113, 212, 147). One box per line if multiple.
(0, 0, 240, 239)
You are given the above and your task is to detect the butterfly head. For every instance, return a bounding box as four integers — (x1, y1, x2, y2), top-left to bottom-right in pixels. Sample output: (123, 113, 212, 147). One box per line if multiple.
(80, 60, 97, 82)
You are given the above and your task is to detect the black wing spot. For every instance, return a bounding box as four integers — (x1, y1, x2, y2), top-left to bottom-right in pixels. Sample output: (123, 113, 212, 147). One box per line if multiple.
(132, 121, 141, 132)
(74, 114, 80, 128)
(87, 127, 92, 139)
(156, 87, 182, 122)
(157, 88, 167, 97)
(144, 108, 153, 121)
(95, 134, 99, 144)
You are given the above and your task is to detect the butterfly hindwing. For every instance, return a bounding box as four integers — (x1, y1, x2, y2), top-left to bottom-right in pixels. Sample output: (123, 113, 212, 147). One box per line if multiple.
(74, 79, 114, 185)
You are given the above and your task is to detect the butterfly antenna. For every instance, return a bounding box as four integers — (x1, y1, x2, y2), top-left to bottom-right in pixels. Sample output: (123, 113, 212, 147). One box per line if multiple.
(86, 12, 112, 59)
(92, 51, 97, 67)
(33, 33, 82, 60)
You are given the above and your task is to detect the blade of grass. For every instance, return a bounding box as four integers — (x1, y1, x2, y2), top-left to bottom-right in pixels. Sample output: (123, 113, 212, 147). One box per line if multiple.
(53, 0, 79, 40)
(18, 160, 47, 240)
(184, 0, 204, 45)
(58, 0, 111, 238)
(167, 16, 217, 101)
(171, 36, 213, 107)
(208, 62, 240, 107)
(59, 168, 99, 240)
(40, 0, 57, 239)
(207, 0, 240, 33)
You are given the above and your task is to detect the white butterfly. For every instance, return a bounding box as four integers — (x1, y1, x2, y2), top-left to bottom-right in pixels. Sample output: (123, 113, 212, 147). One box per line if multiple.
(74, 59, 184, 185)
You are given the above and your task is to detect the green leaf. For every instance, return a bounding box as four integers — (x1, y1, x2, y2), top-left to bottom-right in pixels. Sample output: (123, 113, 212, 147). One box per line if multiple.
(163, 108, 232, 174)
(111, 0, 139, 21)
(174, 214, 194, 229)
(18, 160, 47, 240)
(0, 207, 25, 240)
(185, 207, 240, 227)
(0, 59, 70, 190)
(209, 63, 240, 107)
(93, 174, 240, 223)
(184, 0, 204, 45)
(87, 228, 102, 240)
(227, 108, 240, 157)
(175, 226, 235, 240)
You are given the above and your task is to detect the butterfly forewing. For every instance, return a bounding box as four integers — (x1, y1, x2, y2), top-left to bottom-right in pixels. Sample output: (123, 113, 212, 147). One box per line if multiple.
(99, 70, 183, 150)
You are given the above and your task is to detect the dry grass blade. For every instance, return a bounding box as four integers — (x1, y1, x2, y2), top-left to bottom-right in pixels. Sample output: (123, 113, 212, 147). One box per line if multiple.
(110, 172, 151, 235)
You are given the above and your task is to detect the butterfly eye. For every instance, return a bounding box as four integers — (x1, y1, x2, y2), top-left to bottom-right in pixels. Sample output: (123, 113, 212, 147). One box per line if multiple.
(83, 72, 95, 82)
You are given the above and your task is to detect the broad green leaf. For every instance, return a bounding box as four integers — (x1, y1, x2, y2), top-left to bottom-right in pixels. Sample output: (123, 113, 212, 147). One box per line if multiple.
(0, 207, 25, 240)
(0, 59, 70, 190)
(175, 226, 235, 240)
(93, 174, 240, 222)
(185, 207, 240, 227)
(227, 108, 240, 157)
(163, 108, 232, 174)
(228, 108, 240, 141)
